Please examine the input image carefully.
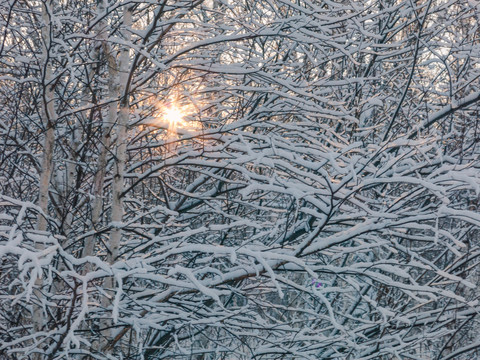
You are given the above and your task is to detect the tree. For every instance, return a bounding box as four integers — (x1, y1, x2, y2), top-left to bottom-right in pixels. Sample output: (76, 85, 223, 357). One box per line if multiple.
(1, 0, 480, 359)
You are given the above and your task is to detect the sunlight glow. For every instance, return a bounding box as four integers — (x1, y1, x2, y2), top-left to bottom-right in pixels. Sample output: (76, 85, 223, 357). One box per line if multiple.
(155, 101, 201, 142)
(165, 106, 185, 133)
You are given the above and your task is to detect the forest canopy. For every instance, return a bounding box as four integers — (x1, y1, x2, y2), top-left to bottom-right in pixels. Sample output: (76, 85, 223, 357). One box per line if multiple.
(1, 0, 480, 359)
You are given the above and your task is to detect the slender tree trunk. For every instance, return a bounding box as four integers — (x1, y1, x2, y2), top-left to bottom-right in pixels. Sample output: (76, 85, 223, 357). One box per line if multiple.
(82, 0, 116, 270)
(33, 0, 56, 356)
(100, 5, 132, 354)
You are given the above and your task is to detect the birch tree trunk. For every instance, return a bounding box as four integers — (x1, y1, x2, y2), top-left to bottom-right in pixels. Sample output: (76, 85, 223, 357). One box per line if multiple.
(82, 0, 117, 271)
(32, 0, 56, 352)
(99, 5, 132, 354)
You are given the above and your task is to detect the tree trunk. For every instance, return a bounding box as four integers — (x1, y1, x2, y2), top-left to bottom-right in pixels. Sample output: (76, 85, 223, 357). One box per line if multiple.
(82, 0, 117, 271)
(100, 4, 132, 354)
(33, 0, 56, 357)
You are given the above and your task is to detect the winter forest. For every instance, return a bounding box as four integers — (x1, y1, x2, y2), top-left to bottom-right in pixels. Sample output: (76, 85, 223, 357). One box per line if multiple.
(1, 0, 480, 359)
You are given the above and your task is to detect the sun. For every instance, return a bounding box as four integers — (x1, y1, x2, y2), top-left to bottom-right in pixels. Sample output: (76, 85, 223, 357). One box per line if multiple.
(152, 101, 201, 144)
(162, 105, 187, 138)
(164, 106, 184, 129)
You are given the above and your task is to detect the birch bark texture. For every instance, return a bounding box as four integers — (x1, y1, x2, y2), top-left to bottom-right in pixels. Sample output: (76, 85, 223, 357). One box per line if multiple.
(32, 0, 57, 350)
(99, 4, 132, 353)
